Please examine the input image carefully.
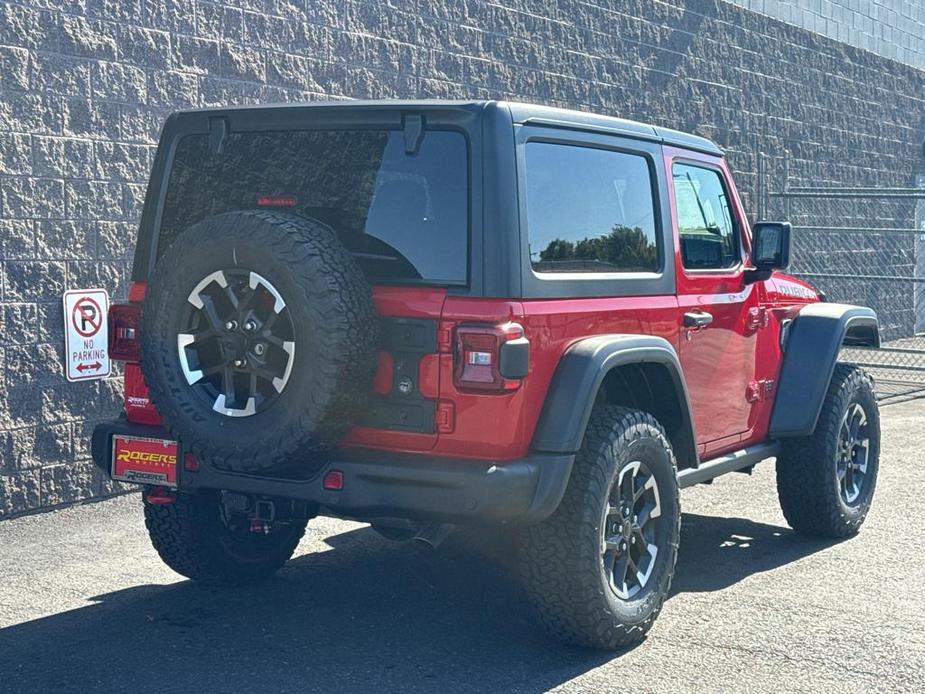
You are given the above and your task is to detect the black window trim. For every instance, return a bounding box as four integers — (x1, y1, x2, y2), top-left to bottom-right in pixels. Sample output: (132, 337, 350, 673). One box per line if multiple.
(670, 157, 747, 276)
(515, 124, 676, 299)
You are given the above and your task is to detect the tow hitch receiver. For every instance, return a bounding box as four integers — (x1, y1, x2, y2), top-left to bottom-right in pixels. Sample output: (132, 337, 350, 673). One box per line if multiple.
(112, 435, 179, 488)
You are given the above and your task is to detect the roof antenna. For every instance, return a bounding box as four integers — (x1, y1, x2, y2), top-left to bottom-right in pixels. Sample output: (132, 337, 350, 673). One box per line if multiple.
(403, 114, 424, 155)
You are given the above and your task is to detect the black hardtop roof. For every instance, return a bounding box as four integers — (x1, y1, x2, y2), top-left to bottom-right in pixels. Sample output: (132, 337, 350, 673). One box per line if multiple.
(504, 102, 722, 156)
(170, 99, 723, 156)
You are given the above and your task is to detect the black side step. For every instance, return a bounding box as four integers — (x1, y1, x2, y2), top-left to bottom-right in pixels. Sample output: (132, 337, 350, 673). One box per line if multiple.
(677, 441, 780, 489)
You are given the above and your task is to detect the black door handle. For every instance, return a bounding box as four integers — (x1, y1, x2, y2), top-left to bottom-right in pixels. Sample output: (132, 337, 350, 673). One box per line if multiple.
(683, 311, 713, 328)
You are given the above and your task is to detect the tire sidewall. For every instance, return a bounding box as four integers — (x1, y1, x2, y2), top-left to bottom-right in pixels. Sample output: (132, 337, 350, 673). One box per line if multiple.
(144, 491, 306, 584)
(596, 432, 680, 625)
(147, 232, 324, 440)
(829, 376, 880, 522)
(141, 211, 378, 471)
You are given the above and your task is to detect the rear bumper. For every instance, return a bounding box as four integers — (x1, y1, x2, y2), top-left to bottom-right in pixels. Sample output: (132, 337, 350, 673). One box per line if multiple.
(91, 418, 573, 524)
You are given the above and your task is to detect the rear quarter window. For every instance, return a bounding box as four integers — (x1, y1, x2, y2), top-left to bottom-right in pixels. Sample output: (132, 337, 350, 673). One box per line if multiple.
(524, 142, 659, 274)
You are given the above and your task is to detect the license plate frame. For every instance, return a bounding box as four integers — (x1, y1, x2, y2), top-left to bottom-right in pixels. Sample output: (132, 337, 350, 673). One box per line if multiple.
(111, 434, 179, 487)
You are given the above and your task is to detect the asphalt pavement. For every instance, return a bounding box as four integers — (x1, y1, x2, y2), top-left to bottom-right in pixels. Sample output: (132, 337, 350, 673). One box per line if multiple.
(1, 401, 923, 693)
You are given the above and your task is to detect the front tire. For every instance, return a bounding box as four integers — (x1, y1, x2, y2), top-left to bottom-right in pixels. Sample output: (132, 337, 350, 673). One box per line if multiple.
(521, 406, 681, 649)
(776, 364, 880, 538)
(144, 491, 307, 585)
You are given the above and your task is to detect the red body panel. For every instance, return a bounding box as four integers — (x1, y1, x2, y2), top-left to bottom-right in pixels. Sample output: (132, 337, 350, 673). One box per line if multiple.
(664, 147, 769, 457)
(122, 283, 162, 427)
(120, 162, 821, 467)
(124, 363, 162, 426)
(123, 264, 818, 465)
(340, 286, 447, 453)
(430, 297, 526, 458)
(516, 295, 679, 459)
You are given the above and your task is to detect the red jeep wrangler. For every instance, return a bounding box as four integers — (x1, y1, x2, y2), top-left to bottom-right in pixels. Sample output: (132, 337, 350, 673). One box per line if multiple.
(91, 101, 881, 649)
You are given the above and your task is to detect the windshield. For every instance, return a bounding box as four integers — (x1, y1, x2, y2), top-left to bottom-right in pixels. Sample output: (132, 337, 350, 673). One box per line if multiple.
(159, 129, 469, 284)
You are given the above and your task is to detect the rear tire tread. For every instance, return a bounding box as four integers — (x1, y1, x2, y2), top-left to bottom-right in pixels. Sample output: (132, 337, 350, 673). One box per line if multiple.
(144, 492, 306, 585)
(521, 406, 681, 649)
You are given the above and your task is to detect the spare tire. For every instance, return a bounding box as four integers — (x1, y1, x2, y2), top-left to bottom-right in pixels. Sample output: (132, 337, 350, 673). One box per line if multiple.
(140, 211, 378, 473)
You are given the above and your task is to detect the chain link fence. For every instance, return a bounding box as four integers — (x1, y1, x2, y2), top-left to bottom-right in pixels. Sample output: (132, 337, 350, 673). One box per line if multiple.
(762, 166, 925, 404)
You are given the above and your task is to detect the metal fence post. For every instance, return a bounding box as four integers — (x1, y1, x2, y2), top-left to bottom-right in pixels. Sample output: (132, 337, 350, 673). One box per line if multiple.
(916, 171, 925, 334)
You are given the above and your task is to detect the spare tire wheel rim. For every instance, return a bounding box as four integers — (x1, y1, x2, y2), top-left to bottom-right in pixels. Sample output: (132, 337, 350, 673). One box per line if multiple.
(177, 269, 296, 417)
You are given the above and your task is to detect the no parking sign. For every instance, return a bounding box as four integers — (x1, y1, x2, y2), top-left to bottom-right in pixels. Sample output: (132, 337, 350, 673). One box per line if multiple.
(63, 289, 111, 382)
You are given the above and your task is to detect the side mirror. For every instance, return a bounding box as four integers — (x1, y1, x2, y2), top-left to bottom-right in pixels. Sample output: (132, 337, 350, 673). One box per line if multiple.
(746, 222, 791, 282)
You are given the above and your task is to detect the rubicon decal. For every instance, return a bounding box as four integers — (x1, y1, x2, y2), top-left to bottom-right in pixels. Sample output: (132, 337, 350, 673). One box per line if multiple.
(775, 280, 818, 300)
(111, 435, 178, 487)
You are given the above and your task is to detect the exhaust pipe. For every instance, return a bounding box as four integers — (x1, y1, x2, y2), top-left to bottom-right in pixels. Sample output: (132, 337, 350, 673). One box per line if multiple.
(412, 522, 454, 549)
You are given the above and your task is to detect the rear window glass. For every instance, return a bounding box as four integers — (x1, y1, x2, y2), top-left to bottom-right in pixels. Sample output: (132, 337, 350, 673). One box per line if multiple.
(524, 142, 659, 274)
(160, 129, 468, 284)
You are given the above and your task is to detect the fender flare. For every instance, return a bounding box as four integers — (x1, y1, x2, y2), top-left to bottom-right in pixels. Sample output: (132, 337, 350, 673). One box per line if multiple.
(531, 335, 698, 467)
(769, 303, 880, 437)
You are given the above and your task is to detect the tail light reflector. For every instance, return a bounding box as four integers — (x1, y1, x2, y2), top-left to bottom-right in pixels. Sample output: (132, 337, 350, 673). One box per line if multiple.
(108, 303, 141, 362)
(454, 322, 529, 392)
(323, 470, 344, 491)
(127, 281, 147, 303)
(372, 351, 394, 395)
(145, 487, 176, 505)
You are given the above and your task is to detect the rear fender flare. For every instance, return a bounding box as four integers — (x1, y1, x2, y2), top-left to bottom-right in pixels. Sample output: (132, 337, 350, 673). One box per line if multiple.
(531, 335, 698, 468)
(769, 303, 879, 437)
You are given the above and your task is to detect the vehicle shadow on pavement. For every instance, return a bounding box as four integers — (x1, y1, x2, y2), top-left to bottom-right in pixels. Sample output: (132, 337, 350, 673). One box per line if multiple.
(671, 513, 840, 594)
(0, 513, 836, 693)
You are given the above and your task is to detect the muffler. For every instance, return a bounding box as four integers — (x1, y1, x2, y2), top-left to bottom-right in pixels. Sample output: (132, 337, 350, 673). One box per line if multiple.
(412, 522, 454, 549)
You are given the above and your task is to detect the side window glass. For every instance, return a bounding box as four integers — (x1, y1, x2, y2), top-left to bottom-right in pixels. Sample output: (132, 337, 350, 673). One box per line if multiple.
(672, 163, 739, 270)
(525, 142, 659, 274)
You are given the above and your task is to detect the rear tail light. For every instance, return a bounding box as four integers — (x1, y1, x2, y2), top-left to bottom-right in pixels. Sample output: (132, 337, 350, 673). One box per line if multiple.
(454, 322, 529, 392)
(108, 302, 141, 362)
(109, 282, 145, 362)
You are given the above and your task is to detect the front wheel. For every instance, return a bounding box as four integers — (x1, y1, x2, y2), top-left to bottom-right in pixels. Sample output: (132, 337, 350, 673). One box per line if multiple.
(144, 491, 307, 585)
(776, 364, 880, 538)
(521, 406, 681, 649)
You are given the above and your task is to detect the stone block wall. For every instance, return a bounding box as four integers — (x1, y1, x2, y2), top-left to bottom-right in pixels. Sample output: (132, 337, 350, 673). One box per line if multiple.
(731, 0, 925, 70)
(1, 0, 923, 516)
